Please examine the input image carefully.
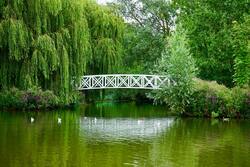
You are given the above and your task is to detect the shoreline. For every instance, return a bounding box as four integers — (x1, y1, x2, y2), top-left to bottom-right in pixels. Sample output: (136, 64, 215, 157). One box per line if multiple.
(0, 100, 249, 119)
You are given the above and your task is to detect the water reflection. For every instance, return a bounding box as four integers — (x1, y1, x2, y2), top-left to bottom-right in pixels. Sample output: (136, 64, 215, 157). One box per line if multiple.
(0, 103, 249, 167)
(80, 117, 174, 140)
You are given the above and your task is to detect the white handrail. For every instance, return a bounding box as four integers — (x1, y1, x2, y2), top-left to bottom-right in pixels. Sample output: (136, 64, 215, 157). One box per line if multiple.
(77, 74, 173, 90)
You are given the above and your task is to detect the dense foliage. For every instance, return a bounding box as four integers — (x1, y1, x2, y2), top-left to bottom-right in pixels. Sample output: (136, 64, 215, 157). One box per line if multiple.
(174, 0, 250, 86)
(232, 15, 250, 86)
(111, 0, 250, 116)
(0, 87, 60, 110)
(189, 79, 250, 118)
(149, 25, 196, 112)
(0, 0, 124, 104)
(113, 0, 176, 73)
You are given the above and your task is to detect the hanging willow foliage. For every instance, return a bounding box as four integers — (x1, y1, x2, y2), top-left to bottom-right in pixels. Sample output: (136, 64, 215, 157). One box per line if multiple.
(94, 38, 122, 73)
(0, 0, 124, 104)
(85, 2, 124, 74)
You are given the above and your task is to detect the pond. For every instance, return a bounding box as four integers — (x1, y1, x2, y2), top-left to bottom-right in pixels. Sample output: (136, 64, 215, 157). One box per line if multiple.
(0, 103, 249, 167)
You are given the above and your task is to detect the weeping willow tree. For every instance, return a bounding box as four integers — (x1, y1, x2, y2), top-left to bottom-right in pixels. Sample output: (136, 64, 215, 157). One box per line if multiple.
(85, 2, 124, 74)
(0, 0, 124, 104)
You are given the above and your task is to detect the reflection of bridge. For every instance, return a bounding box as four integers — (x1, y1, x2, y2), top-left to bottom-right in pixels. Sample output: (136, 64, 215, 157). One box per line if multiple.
(80, 117, 174, 140)
(77, 74, 174, 90)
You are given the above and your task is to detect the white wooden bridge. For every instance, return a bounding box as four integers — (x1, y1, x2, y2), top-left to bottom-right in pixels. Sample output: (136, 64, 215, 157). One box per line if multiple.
(77, 74, 174, 90)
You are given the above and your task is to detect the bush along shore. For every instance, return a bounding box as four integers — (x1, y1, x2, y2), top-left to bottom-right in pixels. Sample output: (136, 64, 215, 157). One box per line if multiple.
(0, 87, 80, 111)
(149, 78, 250, 119)
(186, 79, 250, 118)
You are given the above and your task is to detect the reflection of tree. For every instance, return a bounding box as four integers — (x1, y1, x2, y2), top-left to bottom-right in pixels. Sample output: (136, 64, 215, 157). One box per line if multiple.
(83, 102, 170, 118)
(0, 111, 82, 167)
(148, 119, 250, 167)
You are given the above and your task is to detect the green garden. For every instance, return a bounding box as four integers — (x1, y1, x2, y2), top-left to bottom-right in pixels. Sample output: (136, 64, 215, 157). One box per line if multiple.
(0, 0, 249, 118)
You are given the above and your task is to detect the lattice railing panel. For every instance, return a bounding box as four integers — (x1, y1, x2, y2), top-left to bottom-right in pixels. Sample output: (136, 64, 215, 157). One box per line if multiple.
(77, 74, 173, 90)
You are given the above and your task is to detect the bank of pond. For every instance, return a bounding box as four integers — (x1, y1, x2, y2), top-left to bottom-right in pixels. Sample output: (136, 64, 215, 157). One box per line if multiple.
(0, 79, 249, 118)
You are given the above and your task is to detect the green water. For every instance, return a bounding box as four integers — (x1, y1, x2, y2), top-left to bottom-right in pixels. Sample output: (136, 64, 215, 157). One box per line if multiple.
(0, 103, 249, 167)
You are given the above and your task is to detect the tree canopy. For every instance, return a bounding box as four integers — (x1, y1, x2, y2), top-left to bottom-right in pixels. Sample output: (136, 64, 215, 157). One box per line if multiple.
(0, 0, 124, 103)
(111, 0, 176, 73)
(173, 0, 250, 86)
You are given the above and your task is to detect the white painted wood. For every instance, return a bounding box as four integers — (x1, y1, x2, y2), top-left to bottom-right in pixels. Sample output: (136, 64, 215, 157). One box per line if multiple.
(77, 74, 173, 90)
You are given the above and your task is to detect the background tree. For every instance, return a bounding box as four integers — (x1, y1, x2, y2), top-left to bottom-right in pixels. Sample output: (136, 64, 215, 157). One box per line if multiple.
(232, 15, 250, 86)
(112, 0, 176, 73)
(173, 0, 249, 86)
(115, 0, 175, 36)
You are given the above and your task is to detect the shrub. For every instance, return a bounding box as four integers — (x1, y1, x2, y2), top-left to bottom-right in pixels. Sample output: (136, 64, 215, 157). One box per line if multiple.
(148, 24, 197, 113)
(0, 88, 23, 108)
(0, 87, 60, 110)
(188, 79, 250, 118)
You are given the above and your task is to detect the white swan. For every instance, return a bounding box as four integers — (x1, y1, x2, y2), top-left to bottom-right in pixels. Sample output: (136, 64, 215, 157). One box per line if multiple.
(58, 118, 62, 124)
(137, 120, 144, 125)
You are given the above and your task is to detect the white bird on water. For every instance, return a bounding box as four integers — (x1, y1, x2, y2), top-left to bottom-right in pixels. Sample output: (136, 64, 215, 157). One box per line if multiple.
(58, 118, 62, 124)
(137, 120, 143, 125)
(223, 117, 229, 122)
(31, 117, 34, 123)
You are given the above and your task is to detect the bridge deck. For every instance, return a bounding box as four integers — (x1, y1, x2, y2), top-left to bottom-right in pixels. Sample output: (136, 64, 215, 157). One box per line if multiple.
(77, 74, 172, 90)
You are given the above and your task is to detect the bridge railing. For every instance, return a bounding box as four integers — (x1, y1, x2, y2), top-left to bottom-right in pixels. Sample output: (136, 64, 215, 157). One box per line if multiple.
(77, 74, 174, 90)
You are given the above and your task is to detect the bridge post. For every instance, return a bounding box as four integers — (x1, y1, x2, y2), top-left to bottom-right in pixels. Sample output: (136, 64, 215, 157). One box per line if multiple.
(154, 76, 157, 88)
(141, 76, 144, 88)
